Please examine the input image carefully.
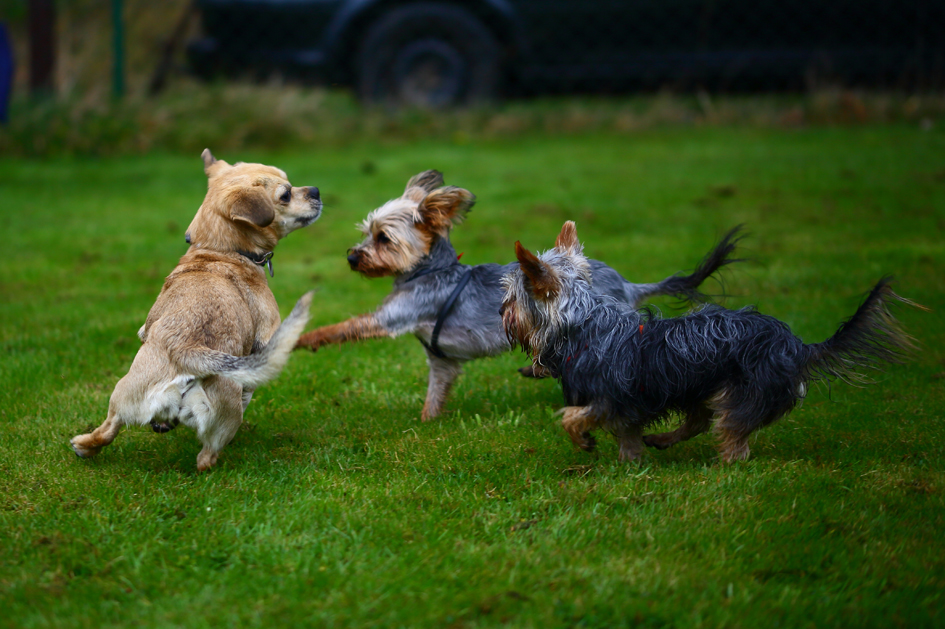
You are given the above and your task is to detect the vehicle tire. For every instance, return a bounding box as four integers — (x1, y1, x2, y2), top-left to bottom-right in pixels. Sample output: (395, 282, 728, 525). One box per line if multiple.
(356, 3, 502, 108)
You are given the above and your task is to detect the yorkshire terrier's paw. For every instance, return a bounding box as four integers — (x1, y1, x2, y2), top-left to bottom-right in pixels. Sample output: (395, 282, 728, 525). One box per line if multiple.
(642, 434, 671, 450)
(578, 431, 597, 452)
(518, 364, 550, 379)
(294, 333, 323, 351)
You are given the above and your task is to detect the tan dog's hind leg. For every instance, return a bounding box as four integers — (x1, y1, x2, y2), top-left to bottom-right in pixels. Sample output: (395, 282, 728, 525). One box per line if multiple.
(71, 374, 138, 458)
(71, 405, 123, 459)
(559, 406, 599, 452)
(194, 377, 245, 472)
(421, 353, 463, 421)
(241, 390, 254, 412)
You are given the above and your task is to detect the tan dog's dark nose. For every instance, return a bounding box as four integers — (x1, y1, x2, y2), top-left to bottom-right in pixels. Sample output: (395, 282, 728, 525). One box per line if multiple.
(307, 187, 320, 201)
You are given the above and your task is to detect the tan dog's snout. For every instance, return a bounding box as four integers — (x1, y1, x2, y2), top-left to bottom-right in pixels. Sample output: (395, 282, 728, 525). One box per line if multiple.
(280, 185, 321, 231)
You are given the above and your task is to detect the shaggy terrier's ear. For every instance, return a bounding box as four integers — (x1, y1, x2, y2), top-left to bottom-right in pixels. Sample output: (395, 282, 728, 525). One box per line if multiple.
(202, 148, 230, 177)
(404, 170, 446, 202)
(417, 186, 476, 235)
(515, 241, 559, 299)
(555, 220, 581, 254)
(228, 186, 275, 228)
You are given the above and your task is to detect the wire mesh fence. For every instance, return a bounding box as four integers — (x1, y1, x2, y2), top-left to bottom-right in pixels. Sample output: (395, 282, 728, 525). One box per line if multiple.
(2, 0, 944, 107)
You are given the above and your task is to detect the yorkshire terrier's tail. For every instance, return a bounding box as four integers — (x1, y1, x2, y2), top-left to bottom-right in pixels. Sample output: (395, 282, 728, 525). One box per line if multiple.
(630, 225, 744, 307)
(805, 278, 922, 385)
(174, 291, 313, 390)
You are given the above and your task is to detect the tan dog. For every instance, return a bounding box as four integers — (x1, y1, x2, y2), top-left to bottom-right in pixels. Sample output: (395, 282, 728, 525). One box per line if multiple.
(70, 150, 321, 471)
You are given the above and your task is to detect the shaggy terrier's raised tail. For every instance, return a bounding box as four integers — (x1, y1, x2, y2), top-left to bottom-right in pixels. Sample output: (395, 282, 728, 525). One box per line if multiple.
(806, 278, 923, 385)
(642, 225, 745, 306)
(177, 291, 314, 389)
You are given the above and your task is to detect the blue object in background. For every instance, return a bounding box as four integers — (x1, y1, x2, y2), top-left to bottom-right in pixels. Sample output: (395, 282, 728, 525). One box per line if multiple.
(0, 22, 14, 123)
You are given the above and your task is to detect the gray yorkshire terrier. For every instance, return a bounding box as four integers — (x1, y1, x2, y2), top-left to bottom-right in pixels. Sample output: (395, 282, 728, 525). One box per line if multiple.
(295, 171, 742, 420)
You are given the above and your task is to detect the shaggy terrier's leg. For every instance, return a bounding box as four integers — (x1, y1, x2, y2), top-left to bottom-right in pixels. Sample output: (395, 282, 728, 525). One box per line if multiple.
(421, 353, 463, 421)
(559, 406, 599, 452)
(71, 406, 123, 459)
(295, 314, 389, 350)
(617, 425, 646, 462)
(714, 417, 752, 464)
(195, 378, 245, 472)
(644, 406, 713, 450)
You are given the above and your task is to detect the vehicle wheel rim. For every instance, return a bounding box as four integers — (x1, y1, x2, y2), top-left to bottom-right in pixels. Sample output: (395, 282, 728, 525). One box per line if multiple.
(390, 39, 467, 107)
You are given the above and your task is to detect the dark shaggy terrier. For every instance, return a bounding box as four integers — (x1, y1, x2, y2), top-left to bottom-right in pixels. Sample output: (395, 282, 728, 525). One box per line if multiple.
(501, 221, 921, 463)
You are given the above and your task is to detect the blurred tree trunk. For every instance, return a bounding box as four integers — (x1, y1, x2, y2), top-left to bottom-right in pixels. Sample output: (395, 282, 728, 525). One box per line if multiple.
(29, 0, 55, 96)
(149, 1, 196, 95)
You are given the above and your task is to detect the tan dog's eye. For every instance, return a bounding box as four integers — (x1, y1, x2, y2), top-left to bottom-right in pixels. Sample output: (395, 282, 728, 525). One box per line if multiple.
(376, 231, 390, 244)
(279, 188, 291, 204)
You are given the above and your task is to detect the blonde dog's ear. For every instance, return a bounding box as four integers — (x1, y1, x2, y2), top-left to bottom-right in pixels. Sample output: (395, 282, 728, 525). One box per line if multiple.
(515, 241, 559, 300)
(404, 170, 445, 202)
(228, 186, 275, 228)
(417, 186, 475, 235)
(202, 148, 230, 177)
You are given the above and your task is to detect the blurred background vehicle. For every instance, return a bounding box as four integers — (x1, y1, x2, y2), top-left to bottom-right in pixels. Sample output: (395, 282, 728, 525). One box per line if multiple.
(186, 0, 945, 107)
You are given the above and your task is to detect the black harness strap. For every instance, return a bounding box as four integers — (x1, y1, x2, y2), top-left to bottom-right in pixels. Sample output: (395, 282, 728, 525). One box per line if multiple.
(420, 268, 473, 359)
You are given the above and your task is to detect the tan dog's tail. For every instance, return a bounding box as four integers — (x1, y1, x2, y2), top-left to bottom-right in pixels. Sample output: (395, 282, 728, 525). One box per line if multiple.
(176, 291, 314, 389)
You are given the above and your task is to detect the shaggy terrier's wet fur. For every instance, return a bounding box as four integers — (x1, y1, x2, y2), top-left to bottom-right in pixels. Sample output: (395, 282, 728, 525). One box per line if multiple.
(502, 221, 919, 463)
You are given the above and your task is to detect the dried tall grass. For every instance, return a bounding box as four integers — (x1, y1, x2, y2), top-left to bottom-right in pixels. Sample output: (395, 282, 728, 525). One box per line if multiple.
(1, 0, 943, 157)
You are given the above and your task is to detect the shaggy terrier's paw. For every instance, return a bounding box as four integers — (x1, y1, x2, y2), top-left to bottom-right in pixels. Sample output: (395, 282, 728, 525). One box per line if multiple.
(518, 364, 550, 379)
(294, 334, 322, 352)
(578, 431, 597, 452)
(642, 434, 671, 450)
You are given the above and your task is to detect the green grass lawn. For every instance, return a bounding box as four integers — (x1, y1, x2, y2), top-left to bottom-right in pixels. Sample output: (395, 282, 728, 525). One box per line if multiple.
(1, 125, 944, 627)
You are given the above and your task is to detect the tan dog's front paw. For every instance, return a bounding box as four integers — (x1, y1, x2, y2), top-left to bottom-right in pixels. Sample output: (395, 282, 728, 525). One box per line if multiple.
(196, 449, 219, 472)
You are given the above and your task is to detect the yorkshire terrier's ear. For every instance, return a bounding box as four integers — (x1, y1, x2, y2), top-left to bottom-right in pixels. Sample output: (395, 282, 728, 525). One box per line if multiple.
(228, 186, 275, 228)
(515, 241, 559, 299)
(555, 221, 581, 254)
(202, 148, 230, 178)
(406, 170, 444, 192)
(417, 186, 476, 235)
(404, 170, 445, 202)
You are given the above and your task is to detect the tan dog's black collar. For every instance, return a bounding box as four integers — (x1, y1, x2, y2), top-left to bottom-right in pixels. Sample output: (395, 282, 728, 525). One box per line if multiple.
(239, 250, 275, 277)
